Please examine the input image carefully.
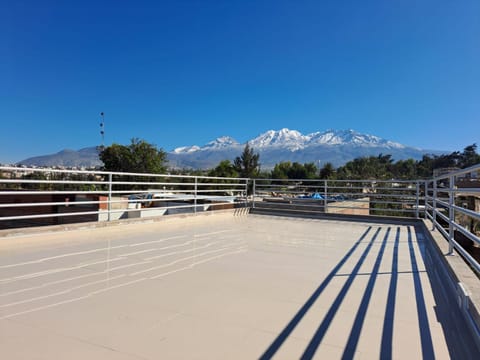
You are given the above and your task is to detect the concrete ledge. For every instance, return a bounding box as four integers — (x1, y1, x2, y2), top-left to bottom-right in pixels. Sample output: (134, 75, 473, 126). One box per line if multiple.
(250, 206, 421, 226)
(0, 207, 250, 239)
(419, 219, 480, 354)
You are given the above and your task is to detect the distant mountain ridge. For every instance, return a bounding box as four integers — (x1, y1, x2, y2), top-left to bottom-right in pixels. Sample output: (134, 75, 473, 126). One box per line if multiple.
(18, 128, 442, 169)
(18, 147, 103, 168)
(173, 128, 407, 154)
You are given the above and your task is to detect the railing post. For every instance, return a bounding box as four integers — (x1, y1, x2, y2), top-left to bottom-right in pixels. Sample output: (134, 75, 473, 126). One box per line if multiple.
(252, 179, 256, 209)
(324, 180, 328, 213)
(194, 176, 197, 214)
(415, 181, 420, 219)
(245, 179, 249, 209)
(432, 179, 437, 231)
(424, 180, 428, 220)
(108, 173, 112, 222)
(448, 175, 455, 254)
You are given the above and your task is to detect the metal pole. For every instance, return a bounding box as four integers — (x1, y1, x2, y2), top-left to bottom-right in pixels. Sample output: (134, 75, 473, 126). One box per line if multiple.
(245, 179, 249, 210)
(252, 179, 256, 209)
(432, 179, 437, 231)
(424, 180, 428, 220)
(448, 175, 454, 255)
(108, 173, 112, 221)
(100, 112, 105, 149)
(415, 181, 420, 219)
(194, 176, 197, 214)
(324, 180, 328, 213)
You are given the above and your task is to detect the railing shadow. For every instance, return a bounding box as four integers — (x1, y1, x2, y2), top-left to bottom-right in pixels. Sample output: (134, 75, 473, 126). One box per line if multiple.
(258, 226, 374, 360)
(259, 225, 441, 360)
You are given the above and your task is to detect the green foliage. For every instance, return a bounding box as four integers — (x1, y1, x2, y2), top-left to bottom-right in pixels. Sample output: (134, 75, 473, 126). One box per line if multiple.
(336, 154, 393, 180)
(319, 162, 336, 179)
(461, 144, 480, 168)
(234, 144, 260, 178)
(271, 161, 318, 179)
(208, 160, 238, 178)
(335, 144, 480, 180)
(100, 138, 168, 174)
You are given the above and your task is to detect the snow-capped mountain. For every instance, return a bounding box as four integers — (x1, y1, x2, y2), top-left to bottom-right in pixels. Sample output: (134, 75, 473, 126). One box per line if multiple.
(306, 129, 405, 148)
(18, 129, 439, 169)
(168, 128, 432, 169)
(249, 128, 306, 150)
(173, 136, 240, 153)
(174, 129, 406, 154)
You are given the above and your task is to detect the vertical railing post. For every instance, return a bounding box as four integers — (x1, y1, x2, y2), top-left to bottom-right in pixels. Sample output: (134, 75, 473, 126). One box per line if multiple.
(194, 176, 197, 214)
(252, 179, 256, 209)
(448, 175, 455, 254)
(324, 180, 328, 213)
(432, 179, 437, 231)
(424, 180, 428, 220)
(415, 181, 420, 219)
(245, 178, 249, 210)
(108, 173, 112, 222)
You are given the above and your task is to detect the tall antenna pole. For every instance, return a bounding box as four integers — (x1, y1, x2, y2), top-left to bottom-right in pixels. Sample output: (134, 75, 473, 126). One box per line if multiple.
(100, 112, 105, 150)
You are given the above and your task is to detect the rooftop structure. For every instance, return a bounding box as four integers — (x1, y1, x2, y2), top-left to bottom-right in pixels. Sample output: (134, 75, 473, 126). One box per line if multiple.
(1, 165, 479, 359)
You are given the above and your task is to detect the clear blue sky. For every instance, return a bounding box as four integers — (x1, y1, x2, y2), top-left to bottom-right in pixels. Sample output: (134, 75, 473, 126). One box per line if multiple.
(1, 0, 479, 163)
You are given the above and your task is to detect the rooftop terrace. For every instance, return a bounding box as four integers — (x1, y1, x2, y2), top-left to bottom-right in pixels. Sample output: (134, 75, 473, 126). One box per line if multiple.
(0, 212, 477, 359)
(1, 165, 479, 359)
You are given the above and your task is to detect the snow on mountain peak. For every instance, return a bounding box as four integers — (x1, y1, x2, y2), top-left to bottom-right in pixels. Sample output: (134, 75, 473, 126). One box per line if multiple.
(249, 128, 307, 151)
(204, 136, 239, 148)
(307, 129, 405, 148)
(173, 128, 405, 154)
(173, 136, 239, 154)
(173, 145, 201, 154)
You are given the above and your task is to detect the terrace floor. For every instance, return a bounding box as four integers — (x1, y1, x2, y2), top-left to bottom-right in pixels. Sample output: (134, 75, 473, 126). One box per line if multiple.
(0, 212, 467, 359)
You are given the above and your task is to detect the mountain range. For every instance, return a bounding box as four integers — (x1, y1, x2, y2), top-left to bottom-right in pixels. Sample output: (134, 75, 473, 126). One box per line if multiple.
(17, 129, 442, 169)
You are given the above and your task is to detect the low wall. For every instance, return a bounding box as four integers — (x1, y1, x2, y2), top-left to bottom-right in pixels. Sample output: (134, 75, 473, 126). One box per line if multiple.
(420, 220, 480, 353)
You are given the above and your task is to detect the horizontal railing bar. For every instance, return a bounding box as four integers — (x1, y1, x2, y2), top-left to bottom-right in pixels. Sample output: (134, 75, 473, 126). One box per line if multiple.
(433, 163, 480, 181)
(451, 205, 480, 221)
(0, 166, 248, 181)
(0, 190, 108, 195)
(435, 210, 450, 223)
(452, 238, 480, 274)
(452, 222, 480, 245)
(0, 210, 101, 221)
(0, 179, 106, 185)
(0, 200, 107, 208)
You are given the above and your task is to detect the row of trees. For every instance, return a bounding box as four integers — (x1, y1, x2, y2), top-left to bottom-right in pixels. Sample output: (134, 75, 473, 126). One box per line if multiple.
(98, 139, 480, 180)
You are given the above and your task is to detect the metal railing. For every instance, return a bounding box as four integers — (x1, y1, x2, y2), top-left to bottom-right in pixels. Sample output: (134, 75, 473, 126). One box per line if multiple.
(1, 164, 479, 275)
(425, 164, 480, 274)
(252, 178, 421, 218)
(0, 166, 249, 229)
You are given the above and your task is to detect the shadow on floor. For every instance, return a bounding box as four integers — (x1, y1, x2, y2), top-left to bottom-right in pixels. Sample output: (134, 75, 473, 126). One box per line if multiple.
(258, 224, 472, 359)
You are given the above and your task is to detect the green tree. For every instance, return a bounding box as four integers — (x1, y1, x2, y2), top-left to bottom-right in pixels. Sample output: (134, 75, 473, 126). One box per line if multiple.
(100, 138, 168, 174)
(391, 159, 417, 179)
(234, 144, 260, 178)
(208, 160, 238, 178)
(319, 162, 336, 179)
(336, 154, 393, 180)
(271, 161, 291, 180)
(270, 161, 318, 179)
(460, 144, 480, 168)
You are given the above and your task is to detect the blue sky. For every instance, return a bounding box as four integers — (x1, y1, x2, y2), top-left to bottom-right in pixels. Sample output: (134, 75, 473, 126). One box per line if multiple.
(1, 0, 479, 163)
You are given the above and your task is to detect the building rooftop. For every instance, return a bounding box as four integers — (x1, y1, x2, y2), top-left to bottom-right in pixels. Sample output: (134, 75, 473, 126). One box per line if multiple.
(1, 212, 476, 359)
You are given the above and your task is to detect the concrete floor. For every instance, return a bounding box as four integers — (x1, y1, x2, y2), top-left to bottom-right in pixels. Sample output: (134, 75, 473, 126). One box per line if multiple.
(0, 213, 454, 359)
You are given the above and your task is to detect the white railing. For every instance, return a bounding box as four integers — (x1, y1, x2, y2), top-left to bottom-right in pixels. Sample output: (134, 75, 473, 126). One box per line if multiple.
(0, 166, 249, 229)
(1, 164, 479, 275)
(425, 164, 480, 274)
(252, 178, 421, 218)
